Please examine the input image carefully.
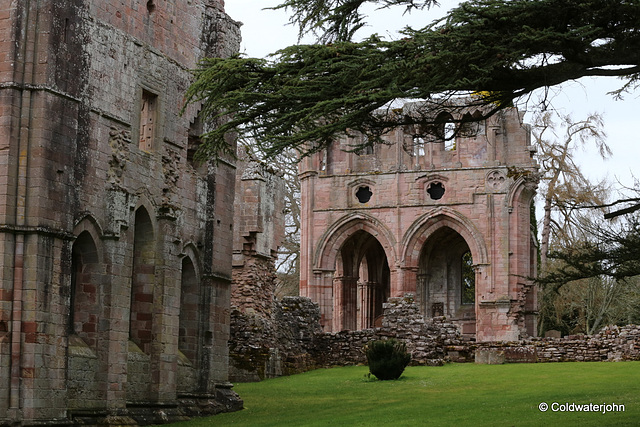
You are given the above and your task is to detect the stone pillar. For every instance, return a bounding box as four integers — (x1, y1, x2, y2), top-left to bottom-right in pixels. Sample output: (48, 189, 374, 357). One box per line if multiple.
(149, 216, 180, 403)
(332, 275, 343, 332)
(100, 236, 131, 413)
(357, 280, 372, 329)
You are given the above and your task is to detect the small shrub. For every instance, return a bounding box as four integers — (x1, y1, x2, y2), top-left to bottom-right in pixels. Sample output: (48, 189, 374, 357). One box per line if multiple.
(365, 339, 411, 380)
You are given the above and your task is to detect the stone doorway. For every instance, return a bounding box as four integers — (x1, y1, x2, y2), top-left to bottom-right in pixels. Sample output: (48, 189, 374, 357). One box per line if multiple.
(333, 230, 390, 331)
(417, 226, 476, 336)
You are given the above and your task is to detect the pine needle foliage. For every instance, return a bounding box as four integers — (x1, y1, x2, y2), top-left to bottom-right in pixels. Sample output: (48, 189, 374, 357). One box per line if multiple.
(365, 339, 411, 380)
(272, 0, 438, 43)
(185, 0, 640, 160)
(537, 216, 640, 288)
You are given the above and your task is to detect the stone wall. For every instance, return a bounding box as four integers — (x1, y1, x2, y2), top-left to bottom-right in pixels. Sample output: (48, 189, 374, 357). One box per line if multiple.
(0, 1, 243, 425)
(230, 294, 640, 382)
(313, 295, 468, 368)
(231, 150, 285, 319)
(229, 294, 466, 381)
(229, 297, 322, 382)
(474, 325, 640, 364)
(299, 103, 539, 341)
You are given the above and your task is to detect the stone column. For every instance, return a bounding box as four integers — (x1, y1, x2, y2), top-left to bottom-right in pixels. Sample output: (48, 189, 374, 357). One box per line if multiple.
(332, 275, 343, 332)
(357, 280, 372, 329)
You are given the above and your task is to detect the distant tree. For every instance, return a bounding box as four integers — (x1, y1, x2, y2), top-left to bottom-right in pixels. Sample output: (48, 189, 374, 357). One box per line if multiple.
(185, 0, 640, 160)
(533, 111, 611, 272)
(537, 211, 640, 335)
(538, 213, 640, 287)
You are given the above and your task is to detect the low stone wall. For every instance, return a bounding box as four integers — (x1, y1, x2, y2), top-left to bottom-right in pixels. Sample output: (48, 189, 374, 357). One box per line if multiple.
(229, 294, 640, 382)
(229, 294, 467, 381)
(314, 295, 469, 367)
(475, 325, 640, 364)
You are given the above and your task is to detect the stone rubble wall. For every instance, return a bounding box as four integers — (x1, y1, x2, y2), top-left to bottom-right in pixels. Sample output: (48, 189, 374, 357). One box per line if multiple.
(230, 294, 640, 382)
(232, 256, 278, 319)
(475, 325, 640, 364)
(313, 296, 468, 368)
(229, 297, 322, 382)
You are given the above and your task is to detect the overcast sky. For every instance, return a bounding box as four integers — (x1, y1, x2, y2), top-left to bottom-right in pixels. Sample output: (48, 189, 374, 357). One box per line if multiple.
(225, 0, 640, 190)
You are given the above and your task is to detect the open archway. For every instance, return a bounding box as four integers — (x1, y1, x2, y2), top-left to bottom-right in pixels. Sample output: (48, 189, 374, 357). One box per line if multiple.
(333, 230, 390, 331)
(417, 226, 476, 335)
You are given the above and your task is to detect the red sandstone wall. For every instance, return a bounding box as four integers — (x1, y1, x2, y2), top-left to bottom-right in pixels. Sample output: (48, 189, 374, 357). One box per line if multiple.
(0, 0, 241, 424)
(299, 106, 538, 341)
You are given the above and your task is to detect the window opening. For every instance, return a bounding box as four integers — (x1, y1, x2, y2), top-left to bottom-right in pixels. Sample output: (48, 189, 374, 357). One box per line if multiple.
(139, 90, 157, 152)
(434, 112, 456, 150)
(413, 136, 425, 157)
(461, 251, 475, 304)
(460, 112, 485, 137)
(188, 115, 203, 168)
(473, 110, 486, 135)
(355, 186, 372, 203)
(444, 121, 456, 151)
(147, 0, 156, 13)
(356, 144, 374, 155)
(427, 182, 445, 200)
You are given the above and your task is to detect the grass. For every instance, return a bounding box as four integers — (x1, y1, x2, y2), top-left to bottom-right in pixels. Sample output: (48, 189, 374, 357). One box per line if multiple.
(172, 362, 640, 426)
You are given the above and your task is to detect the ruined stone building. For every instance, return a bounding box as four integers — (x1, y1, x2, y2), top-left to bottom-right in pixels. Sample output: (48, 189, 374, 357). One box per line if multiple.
(0, 1, 242, 424)
(231, 149, 285, 320)
(299, 103, 539, 342)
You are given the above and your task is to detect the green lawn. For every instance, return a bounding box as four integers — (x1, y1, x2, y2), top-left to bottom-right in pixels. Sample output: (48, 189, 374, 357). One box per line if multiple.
(174, 362, 640, 426)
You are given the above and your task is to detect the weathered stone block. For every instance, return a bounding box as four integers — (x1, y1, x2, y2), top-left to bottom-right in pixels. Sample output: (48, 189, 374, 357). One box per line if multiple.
(475, 349, 506, 365)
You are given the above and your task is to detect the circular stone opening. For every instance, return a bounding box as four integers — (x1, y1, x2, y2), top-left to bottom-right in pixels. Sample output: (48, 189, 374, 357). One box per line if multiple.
(427, 182, 445, 200)
(355, 186, 373, 203)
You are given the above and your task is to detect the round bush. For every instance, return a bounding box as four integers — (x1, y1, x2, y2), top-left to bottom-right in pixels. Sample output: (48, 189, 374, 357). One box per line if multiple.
(365, 339, 411, 380)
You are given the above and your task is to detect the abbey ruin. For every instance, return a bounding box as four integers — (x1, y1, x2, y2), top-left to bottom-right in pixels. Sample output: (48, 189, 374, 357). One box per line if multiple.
(0, 0, 242, 424)
(4, 0, 637, 424)
(227, 102, 544, 381)
(299, 102, 539, 341)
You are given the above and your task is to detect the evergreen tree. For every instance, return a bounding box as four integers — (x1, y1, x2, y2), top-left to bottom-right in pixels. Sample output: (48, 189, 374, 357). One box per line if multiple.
(185, 0, 640, 159)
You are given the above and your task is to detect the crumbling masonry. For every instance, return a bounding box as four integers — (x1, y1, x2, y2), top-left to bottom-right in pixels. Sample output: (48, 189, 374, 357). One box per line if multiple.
(228, 103, 541, 381)
(299, 103, 539, 341)
(0, 0, 242, 424)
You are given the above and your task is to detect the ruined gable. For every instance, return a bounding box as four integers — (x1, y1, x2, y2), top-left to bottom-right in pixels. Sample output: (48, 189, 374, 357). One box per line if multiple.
(299, 102, 539, 341)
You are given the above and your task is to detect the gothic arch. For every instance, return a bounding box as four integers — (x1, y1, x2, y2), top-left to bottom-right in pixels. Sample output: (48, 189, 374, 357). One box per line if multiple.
(507, 175, 538, 210)
(73, 214, 104, 262)
(402, 207, 488, 269)
(180, 243, 202, 278)
(179, 251, 200, 364)
(70, 230, 102, 347)
(70, 215, 106, 347)
(313, 213, 397, 272)
(132, 193, 158, 233)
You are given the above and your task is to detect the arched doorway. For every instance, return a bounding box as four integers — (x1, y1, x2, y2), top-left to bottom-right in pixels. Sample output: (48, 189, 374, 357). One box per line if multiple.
(417, 226, 476, 335)
(333, 230, 390, 331)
